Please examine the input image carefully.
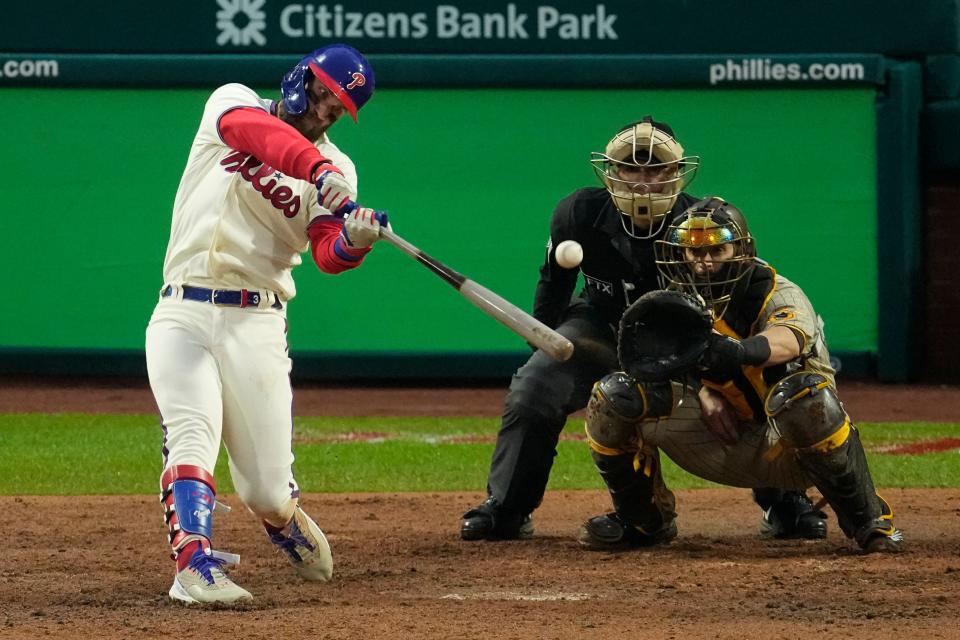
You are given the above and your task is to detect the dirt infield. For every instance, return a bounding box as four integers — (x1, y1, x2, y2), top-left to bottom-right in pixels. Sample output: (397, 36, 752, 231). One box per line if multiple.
(2, 378, 960, 639)
(3, 490, 960, 640)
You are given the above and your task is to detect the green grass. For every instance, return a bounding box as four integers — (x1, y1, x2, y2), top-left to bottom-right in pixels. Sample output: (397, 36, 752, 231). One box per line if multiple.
(0, 414, 958, 495)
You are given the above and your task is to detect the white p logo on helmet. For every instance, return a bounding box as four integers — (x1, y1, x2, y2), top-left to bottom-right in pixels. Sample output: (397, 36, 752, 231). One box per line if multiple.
(590, 119, 700, 239)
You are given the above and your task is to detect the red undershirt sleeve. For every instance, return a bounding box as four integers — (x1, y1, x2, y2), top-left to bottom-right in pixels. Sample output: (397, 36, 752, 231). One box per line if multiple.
(218, 107, 338, 182)
(307, 218, 371, 274)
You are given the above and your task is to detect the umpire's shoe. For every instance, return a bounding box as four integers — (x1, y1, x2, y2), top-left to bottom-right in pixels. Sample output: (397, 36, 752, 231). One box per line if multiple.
(759, 491, 828, 540)
(460, 497, 534, 540)
(169, 548, 253, 605)
(578, 512, 678, 551)
(268, 506, 334, 581)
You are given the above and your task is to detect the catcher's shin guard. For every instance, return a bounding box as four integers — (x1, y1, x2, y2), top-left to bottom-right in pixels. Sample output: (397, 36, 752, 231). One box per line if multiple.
(765, 373, 901, 551)
(588, 447, 677, 534)
(160, 465, 240, 564)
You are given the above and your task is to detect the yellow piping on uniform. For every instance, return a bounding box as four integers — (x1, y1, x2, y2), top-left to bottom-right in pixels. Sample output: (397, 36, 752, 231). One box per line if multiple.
(708, 320, 767, 419)
(752, 264, 778, 332)
(742, 364, 768, 409)
(713, 317, 741, 339)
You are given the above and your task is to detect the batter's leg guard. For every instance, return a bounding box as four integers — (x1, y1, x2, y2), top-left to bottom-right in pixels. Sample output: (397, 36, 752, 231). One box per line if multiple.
(765, 373, 903, 553)
(160, 465, 252, 604)
(160, 464, 217, 562)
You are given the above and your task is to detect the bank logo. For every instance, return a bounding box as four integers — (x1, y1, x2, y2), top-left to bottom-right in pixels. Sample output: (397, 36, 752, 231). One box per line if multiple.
(216, 0, 268, 46)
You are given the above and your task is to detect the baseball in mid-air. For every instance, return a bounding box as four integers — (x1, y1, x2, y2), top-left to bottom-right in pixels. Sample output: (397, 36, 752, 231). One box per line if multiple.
(554, 240, 584, 269)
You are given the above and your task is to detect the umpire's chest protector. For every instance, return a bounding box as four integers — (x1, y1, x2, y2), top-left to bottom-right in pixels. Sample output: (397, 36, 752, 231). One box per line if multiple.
(575, 196, 689, 321)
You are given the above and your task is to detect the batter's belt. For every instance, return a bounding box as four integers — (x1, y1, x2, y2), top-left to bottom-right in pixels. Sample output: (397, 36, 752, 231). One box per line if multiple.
(161, 284, 284, 310)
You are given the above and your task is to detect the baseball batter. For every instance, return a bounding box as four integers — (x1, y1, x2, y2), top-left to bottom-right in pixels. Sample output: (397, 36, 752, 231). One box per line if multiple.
(460, 118, 826, 543)
(145, 44, 384, 605)
(579, 197, 903, 553)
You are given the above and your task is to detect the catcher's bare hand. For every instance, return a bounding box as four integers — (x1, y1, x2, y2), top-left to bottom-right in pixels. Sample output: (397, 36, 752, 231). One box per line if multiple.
(698, 385, 740, 443)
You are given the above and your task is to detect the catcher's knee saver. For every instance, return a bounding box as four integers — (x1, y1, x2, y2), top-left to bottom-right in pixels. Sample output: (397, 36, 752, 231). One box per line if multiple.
(585, 372, 674, 454)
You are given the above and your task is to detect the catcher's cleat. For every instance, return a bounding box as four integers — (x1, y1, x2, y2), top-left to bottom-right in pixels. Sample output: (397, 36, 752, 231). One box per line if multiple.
(169, 548, 252, 605)
(268, 506, 334, 581)
(758, 491, 828, 540)
(855, 498, 904, 554)
(578, 512, 677, 550)
(460, 497, 534, 541)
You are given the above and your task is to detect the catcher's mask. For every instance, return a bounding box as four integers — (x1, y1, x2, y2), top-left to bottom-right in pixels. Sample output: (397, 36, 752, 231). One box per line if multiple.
(281, 44, 375, 122)
(655, 196, 755, 318)
(590, 116, 700, 239)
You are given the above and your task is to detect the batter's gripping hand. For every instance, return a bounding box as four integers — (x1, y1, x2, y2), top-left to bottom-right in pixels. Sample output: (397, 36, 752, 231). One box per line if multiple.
(617, 290, 713, 382)
(342, 206, 387, 248)
(315, 167, 356, 213)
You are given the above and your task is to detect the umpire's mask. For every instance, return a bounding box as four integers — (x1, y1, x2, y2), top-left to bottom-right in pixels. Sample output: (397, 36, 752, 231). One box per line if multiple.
(590, 117, 699, 239)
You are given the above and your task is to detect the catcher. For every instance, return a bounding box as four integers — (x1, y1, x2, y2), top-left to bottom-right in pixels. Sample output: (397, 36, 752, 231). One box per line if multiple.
(579, 196, 903, 553)
(461, 118, 826, 542)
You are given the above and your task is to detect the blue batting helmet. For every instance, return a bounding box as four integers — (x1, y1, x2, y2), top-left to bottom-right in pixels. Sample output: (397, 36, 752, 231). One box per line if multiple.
(281, 44, 375, 122)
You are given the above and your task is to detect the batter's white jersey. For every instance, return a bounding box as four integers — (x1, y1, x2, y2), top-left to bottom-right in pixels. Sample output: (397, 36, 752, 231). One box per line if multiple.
(161, 83, 357, 300)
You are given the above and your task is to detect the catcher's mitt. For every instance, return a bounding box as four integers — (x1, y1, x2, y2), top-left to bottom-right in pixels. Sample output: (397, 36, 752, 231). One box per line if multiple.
(617, 290, 713, 382)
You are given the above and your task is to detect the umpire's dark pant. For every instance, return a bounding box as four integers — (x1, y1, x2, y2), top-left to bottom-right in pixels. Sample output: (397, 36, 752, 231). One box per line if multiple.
(486, 302, 619, 516)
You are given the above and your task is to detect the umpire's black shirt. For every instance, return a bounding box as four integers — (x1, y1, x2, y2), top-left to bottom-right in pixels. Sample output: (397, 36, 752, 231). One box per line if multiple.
(533, 187, 699, 330)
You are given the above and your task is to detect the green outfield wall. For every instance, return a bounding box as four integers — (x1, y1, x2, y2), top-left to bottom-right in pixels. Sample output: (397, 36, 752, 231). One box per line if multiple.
(1, 0, 948, 381)
(0, 86, 877, 374)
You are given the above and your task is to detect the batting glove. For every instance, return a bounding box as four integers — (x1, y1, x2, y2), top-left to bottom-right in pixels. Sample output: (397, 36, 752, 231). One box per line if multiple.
(342, 207, 388, 248)
(315, 167, 356, 214)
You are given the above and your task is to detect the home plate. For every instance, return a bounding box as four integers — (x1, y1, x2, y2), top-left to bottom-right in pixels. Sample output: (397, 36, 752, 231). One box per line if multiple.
(441, 591, 593, 601)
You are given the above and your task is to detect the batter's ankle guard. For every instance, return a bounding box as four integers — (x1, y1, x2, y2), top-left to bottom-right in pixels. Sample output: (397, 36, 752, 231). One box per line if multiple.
(160, 465, 217, 560)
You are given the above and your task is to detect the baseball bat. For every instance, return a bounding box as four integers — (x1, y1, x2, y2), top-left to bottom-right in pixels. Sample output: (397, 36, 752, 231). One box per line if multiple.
(330, 201, 573, 361)
(378, 227, 574, 362)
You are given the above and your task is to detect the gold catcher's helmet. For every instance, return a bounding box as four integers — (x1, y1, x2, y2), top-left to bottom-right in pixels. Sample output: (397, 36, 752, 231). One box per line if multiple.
(654, 196, 755, 318)
(590, 116, 699, 239)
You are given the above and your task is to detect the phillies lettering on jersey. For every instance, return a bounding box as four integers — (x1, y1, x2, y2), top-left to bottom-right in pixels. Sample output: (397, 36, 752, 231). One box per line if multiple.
(159, 83, 358, 300)
(220, 151, 301, 218)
